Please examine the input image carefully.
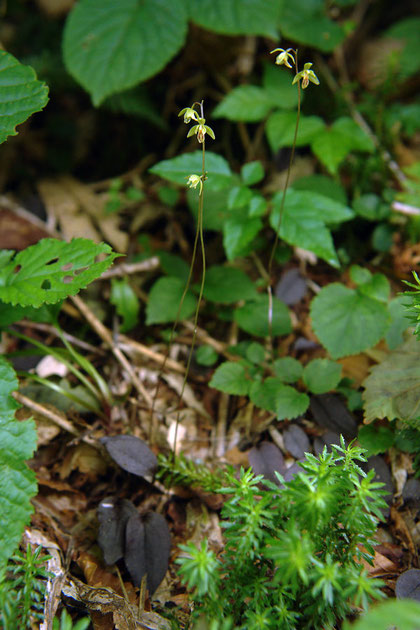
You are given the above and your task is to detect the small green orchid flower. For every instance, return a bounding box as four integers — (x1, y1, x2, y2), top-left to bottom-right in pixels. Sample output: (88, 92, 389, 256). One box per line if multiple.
(292, 62, 320, 89)
(270, 47, 295, 69)
(186, 174, 202, 192)
(187, 123, 215, 143)
(178, 106, 199, 124)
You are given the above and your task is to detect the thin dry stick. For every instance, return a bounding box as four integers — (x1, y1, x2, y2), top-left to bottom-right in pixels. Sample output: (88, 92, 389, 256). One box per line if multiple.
(13, 391, 80, 436)
(71, 294, 153, 407)
(118, 334, 185, 374)
(98, 257, 160, 279)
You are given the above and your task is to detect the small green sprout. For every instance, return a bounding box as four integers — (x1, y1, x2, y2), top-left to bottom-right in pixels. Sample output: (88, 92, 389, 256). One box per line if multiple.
(270, 47, 295, 68)
(293, 62, 320, 89)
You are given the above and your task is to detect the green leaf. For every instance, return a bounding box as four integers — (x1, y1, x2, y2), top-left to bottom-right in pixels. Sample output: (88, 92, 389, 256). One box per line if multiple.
(246, 342, 266, 364)
(146, 276, 197, 325)
(0, 238, 118, 308)
(0, 50, 49, 145)
(0, 357, 37, 567)
(352, 194, 390, 221)
(357, 423, 394, 456)
(189, 0, 281, 37)
(248, 194, 267, 218)
(187, 187, 231, 231)
(150, 151, 233, 191)
(209, 362, 250, 396)
(213, 86, 273, 122)
(273, 357, 303, 383)
(223, 213, 262, 261)
(362, 336, 420, 424)
(203, 266, 257, 304)
(228, 186, 254, 210)
(241, 161, 265, 186)
(358, 274, 390, 303)
(159, 252, 190, 282)
(311, 118, 375, 175)
(303, 359, 342, 394)
(386, 296, 411, 350)
(342, 598, 420, 630)
(262, 63, 299, 110)
(234, 294, 291, 338)
(266, 111, 324, 152)
(63, 0, 188, 106)
(270, 189, 353, 267)
(349, 265, 372, 286)
(279, 0, 345, 52)
(110, 278, 140, 333)
(250, 377, 309, 419)
(195, 346, 219, 367)
(311, 283, 390, 359)
(292, 175, 347, 205)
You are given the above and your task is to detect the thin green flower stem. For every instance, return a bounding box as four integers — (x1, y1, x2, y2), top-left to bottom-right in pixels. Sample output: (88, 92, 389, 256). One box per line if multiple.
(266, 51, 301, 357)
(172, 135, 206, 457)
(150, 101, 206, 445)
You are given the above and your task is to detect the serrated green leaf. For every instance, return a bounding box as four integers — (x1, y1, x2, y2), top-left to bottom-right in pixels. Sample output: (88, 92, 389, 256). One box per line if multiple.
(159, 252, 190, 282)
(203, 266, 257, 304)
(0, 238, 118, 308)
(362, 336, 420, 423)
(189, 0, 282, 37)
(146, 276, 197, 325)
(292, 175, 347, 205)
(279, 0, 345, 52)
(63, 0, 188, 106)
(311, 283, 390, 359)
(110, 278, 140, 332)
(223, 213, 262, 261)
(248, 194, 267, 218)
(358, 273, 390, 303)
(246, 342, 265, 364)
(270, 189, 353, 267)
(0, 357, 37, 567)
(273, 357, 303, 383)
(349, 265, 372, 286)
(303, 358, 342, 394)
(250, 377, 309, 420)
(357, 423, 394, 456)
(213, 86, 273, 122)
(0, 50, 49, 145)
(150, 151, 233, 191)
(241, 161, 265, 186)
(228, 186, 254, 209)
(187, 187, 231, 231)
(266, 111, 324, 152)
(209, 361, 250, 395)
(234, 294, 291, 338)
(262, 63, 299, 110)
(386, 295, 411, 350)
(195, 346, 218, 367)
(311, 118, 374, 174)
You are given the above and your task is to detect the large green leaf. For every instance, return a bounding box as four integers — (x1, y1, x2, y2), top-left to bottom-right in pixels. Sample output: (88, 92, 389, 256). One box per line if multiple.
(279, 0, 345, 52)
(0, 238, 118, 308)
(234, 294, 291, 338)
(362, 336, 420, 424)
(270, 189, 353, 267)
(63, 0, 188, 106)
(203, 266, 257, 304)
(0, 357, 37, 567)
(223, 213, 263, 261)
(262, 63, 299, 110)
(342, 598, 420, 630)
(150, 151, 233, 191)
(0, 51, 49, 145)
(311, 118, 374, 174)
(146, 276, 197, 324)
(310, 283, 390, 359)
(250, 377, 309, 420)
(266, 111, 324, 152)
(189, 0, 281, 37)
(213, 86, 273, 122)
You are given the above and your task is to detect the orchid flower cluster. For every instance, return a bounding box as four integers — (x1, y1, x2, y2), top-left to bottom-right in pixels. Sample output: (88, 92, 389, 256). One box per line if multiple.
(270, 47, 320, 89)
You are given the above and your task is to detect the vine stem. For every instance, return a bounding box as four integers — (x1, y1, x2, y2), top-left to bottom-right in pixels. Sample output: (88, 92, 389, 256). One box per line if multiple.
(266, 51, 301, 358)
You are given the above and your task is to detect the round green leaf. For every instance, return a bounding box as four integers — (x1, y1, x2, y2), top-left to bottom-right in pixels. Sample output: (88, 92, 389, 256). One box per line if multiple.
(358, 424, 394, 456)
(266, 111, 324, 152)
(195, 346, 219, 367)
(235, 295, 291, 338)
(209, 361, 250, 396)
(310, 283, 390, 359)
(213, 86, 273, 122)
(262, 63, 299, 110)
(63, 0, 188, 106)
(150, 151, 233, 191)
(273, 357, 303, 383)
(189, 0, 281, 37)
(303, 359, 342, 394)
(250, 377, 309, 420)
(241, 161, 265, 186)
(146, 277, 196, 325)
(0, 51, 49, 145)
(204, 266, 257, 304)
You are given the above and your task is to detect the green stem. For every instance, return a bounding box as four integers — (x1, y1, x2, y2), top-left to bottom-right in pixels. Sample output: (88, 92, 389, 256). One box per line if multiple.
(266, 51, 301, 357)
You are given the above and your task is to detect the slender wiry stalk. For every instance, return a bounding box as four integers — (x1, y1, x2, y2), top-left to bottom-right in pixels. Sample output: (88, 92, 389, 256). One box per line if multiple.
(266, 50, 302, 357)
